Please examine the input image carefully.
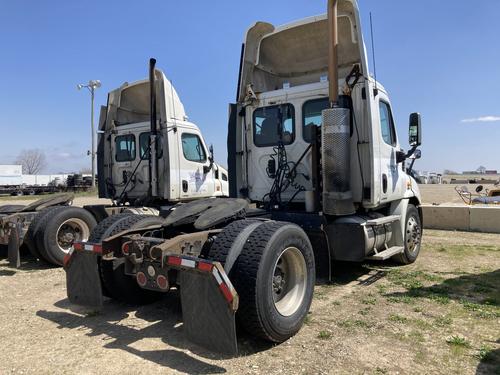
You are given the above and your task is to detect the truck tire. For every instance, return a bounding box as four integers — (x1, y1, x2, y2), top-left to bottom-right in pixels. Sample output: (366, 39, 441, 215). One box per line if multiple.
(88, 213, 134, 298)
(35, 206, 97, 265)
(207, 219, 264, 272)
(393, 204, 422, 264)
(96, 214, 165, 305)
(231, 221, 315, 342)
(24, 206, 63, 261)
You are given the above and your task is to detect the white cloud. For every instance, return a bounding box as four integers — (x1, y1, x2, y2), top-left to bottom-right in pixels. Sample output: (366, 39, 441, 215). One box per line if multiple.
(461, 116, 500, 123)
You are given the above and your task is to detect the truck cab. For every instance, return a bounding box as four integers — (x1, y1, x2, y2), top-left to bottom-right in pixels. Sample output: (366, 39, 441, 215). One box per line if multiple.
(229, 2, 421, 212)
(97, 70, 229, 205)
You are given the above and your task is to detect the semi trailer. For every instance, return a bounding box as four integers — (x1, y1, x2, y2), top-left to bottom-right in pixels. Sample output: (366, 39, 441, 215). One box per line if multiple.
(64, 0, 423, 355)
(0, 60, 229, 267)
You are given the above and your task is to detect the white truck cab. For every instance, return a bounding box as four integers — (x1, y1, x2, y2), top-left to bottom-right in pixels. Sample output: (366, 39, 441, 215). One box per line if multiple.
(229, 5, 421, 212)
(98, 67, 229, 204)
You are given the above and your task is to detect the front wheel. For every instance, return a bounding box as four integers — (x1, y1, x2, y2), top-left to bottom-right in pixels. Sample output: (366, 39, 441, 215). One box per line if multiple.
(232, 221, 315, 343)
(393, 204, 422, 264)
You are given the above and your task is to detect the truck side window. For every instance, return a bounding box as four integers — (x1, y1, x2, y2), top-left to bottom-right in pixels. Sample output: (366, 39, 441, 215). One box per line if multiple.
(182, 133, 207, 163)
(139, 132, 163, 160)
(303, 98, 329, 143)
(253, 104, 295, 147)
(379, 101, 397, 146)
(222, 173, 228, 181)
(115, 134, 136, 162)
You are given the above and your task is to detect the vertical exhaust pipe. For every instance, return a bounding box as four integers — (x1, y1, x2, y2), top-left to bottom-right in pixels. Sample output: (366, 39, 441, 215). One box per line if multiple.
(149, 58, 158, 198)
(321, 0, 355, 215)
(327, 0, 339, 105)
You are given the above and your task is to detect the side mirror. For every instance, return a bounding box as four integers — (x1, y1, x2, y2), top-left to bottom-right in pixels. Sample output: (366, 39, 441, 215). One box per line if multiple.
(203, 144, 215, 174)
(409, 113, 422, 146)
(475, 185, 484, 193)
(409, 149, 421, 160)
(209, 144, 214, 161)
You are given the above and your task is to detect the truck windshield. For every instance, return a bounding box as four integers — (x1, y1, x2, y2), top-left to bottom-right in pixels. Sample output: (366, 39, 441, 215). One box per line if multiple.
(253, 104, 295, 147)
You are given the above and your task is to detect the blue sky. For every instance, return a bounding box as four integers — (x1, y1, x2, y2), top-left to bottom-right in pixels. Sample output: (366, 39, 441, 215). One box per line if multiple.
(0, 1, 499, 173)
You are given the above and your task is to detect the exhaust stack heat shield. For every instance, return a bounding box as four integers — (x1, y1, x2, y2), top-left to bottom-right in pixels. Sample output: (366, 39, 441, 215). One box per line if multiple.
(321, 107, 355, 215)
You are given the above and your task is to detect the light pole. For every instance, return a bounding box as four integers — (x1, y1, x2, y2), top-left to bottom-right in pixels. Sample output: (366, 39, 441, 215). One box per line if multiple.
(77, 80, 101, 188)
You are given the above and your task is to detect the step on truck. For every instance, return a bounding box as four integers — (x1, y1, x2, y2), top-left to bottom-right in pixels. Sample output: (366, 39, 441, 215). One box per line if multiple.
(0, 60, 229, 267)
(64, 0, 423, 355)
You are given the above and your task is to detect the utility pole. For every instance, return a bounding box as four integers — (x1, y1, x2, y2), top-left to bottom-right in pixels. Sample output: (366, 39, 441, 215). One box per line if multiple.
(77, 80, 101, 188)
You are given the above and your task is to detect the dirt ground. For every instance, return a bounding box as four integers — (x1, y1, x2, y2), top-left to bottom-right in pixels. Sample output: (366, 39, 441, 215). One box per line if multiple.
(0, 229, 499, 375)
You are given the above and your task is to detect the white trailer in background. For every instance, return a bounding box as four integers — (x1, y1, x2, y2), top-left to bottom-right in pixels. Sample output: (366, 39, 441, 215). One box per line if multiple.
(0, 165, 22, 187)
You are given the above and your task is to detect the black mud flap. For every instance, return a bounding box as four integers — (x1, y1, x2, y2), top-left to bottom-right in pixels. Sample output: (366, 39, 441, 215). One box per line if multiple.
(7, 223, 20, 268)
(65, 251, 103, 308)
(179, 268, 238, 355)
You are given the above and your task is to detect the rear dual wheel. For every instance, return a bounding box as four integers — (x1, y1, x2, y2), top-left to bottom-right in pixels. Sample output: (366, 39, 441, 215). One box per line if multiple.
(34, 206, 97, 265)
(208, 220, 315, 343)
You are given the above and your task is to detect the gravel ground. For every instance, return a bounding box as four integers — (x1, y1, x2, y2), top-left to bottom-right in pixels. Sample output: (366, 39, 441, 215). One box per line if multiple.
(0, 230, 499, 375)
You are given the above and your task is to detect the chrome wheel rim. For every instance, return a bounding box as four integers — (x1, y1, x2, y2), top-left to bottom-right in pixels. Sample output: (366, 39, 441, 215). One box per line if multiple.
(272, 246, 308, 317)
(56, 218, 90, 253)
(406, 216, 421, 254)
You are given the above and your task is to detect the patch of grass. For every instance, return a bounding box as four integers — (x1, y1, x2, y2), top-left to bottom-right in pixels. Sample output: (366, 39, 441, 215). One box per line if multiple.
(386, 295, 415, 304)
(358, 307, 371, 316)
(386, 269, 444, 290)
(413, 306, 423, 313)
(361, 296, 377, 305)
(460, 300, 500, 319)
(476, 345, 494, 361)
(337, 319, 374, 330)
(413, 318, 432, 330)
(408, 330, 425, 343)
(434, 315, 453, 327)
(388, 314, 408, 324)
(446, 335, 471, 348)
(304, 314, 313, 325)
(85, 310, 100, 317)
(376, 284, 388, 295)
(427, 294, 450, 305)
(317, 330, 332, 340)
(331, 300, 341, 306)
(374, 367, 388, 374)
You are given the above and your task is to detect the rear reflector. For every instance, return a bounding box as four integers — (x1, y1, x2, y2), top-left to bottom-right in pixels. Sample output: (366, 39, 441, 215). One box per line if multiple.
(156, 275, 169, 290)
(136, 272, 147, 287)
(122, 241, 131, 255)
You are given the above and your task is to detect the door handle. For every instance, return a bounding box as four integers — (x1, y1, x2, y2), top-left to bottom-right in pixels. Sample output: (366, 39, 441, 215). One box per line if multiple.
(182, 180, 188, 193)
(382, 174, 388, 194)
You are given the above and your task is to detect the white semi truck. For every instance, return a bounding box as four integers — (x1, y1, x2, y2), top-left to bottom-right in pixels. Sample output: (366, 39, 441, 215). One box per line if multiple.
(64, 0, 423, 355)
(0, 60, 228, 267)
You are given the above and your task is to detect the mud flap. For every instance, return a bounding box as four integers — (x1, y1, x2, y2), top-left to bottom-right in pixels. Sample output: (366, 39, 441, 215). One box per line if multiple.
(180, 270, 238, 355)
(65, 251, 103, 307)
(7, 223, 20, 268)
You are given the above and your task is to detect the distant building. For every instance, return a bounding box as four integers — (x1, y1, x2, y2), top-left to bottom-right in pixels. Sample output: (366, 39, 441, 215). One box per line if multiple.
(462, 171, 480, 175)
(485, 170, 498, 175)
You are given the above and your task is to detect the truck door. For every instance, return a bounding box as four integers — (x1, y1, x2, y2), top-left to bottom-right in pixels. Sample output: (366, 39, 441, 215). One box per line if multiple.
(111, 127, 146, 199)
(177, 129, 215, 199)
(377, 95, 403, 202)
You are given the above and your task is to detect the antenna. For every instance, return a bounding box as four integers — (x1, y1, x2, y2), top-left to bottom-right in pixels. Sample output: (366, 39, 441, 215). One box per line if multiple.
(369, 12, 378, 96)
